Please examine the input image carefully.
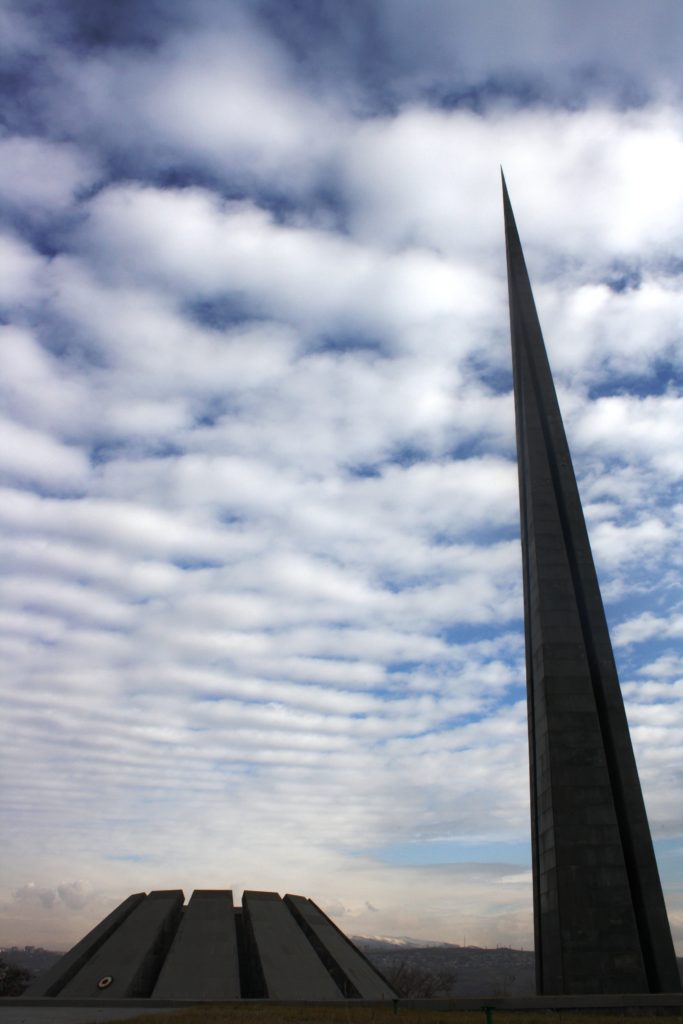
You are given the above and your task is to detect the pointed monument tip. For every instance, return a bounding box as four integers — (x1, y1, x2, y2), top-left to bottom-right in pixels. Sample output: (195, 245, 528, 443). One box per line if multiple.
(501, 171, 523, 269)
(501, 170, 514, 227)
(501, 170, 511, 199)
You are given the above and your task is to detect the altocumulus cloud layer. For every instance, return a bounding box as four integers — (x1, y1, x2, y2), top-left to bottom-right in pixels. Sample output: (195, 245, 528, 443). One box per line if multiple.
(1, 0, 683, 951)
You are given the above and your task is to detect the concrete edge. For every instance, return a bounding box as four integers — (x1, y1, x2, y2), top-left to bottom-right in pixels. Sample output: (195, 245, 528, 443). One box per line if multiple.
(4, 993, 683, 1010)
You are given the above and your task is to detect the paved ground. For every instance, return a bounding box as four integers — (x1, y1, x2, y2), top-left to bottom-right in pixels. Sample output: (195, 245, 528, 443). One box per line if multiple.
(0, 1008, 167, 1023)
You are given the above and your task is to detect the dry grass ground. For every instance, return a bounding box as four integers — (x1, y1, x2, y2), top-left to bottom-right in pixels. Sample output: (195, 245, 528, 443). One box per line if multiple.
(106, 1004, 683, 1024)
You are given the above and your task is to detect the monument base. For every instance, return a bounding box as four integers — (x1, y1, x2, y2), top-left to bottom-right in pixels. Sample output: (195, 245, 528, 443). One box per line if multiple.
(23, 889, 396, 1001)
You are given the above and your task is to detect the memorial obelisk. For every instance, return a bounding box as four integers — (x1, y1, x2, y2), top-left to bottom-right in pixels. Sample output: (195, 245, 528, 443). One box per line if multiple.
(503, 174, 680, 995)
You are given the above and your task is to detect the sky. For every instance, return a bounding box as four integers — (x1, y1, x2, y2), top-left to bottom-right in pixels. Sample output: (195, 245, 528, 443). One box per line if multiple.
(1, 0, 683, 954)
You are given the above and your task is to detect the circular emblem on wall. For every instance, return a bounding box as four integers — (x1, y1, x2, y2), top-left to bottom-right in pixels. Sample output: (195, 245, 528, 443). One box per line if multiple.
(97, 976, 113, 989)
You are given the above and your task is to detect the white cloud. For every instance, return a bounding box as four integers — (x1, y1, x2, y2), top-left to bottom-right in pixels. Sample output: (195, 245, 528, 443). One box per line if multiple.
(590, 517, 672, 570)
(637, 654, 683, 679)
(372, 0, 683, 105)
(0, 136, 98, 210)
(140, 30, 342, 182)
(615, 611, 683, 647)
(0, 416, 89, 490)
(573, 395, 683, 479)
(342, 106, 683, 261)
(2, 1, 683, 958)
(0, 325, 98, 441)
(0, 233, 45, 304)
(11, 884, 58, 910)
(79, 183, 495, 348)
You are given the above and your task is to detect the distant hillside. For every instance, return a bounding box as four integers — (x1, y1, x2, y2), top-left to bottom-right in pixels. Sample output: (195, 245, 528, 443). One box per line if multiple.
(351, 935, 460, 951)
(354, 939, 535, 997)
(0, 946, 63, 975)
(354, 940, 683, 998)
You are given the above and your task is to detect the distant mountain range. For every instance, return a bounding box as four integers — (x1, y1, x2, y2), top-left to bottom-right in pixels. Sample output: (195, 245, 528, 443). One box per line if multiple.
(352, 935, 461, 950)
(0, 946, 63, 974)
(355, 939, 536, 996)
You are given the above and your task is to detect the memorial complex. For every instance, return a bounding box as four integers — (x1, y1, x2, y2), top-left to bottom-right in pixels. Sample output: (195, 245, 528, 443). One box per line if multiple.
(17, 180, 680, 1005)
(24, 890, 396, 1000)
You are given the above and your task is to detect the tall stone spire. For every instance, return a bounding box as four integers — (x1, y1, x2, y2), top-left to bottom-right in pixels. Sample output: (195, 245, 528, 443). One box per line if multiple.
(502, 173, 680, 995)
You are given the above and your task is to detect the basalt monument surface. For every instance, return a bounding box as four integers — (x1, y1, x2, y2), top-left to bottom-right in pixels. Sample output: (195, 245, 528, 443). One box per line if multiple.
(503, 174, 680, 995)
(23, 890, 396, 1000)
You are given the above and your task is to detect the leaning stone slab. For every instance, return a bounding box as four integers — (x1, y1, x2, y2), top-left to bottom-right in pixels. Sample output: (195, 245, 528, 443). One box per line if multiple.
(242, 890, 341, 1000)
(58, 890, 184, 998)
(152, 889, 240, 999)
(23, 893, 146, 997)
(285, 894, 396, 999)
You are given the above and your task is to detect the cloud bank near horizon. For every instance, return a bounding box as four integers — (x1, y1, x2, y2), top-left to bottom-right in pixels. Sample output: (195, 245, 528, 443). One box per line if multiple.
(1, 0, 683, 951)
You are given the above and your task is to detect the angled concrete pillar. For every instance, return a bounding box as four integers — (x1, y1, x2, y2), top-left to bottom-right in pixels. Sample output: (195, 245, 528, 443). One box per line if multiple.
(285, 895, 396, 999)
(152, 889, 240, 999)
(242, 890, 341, 1000)
(58, 890, 184, 998)
(23, 894, 145, 997)
(503, 173, 680, 995)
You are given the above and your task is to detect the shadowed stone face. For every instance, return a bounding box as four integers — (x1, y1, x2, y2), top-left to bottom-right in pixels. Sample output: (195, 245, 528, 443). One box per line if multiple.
(503, 175, 681, 996)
